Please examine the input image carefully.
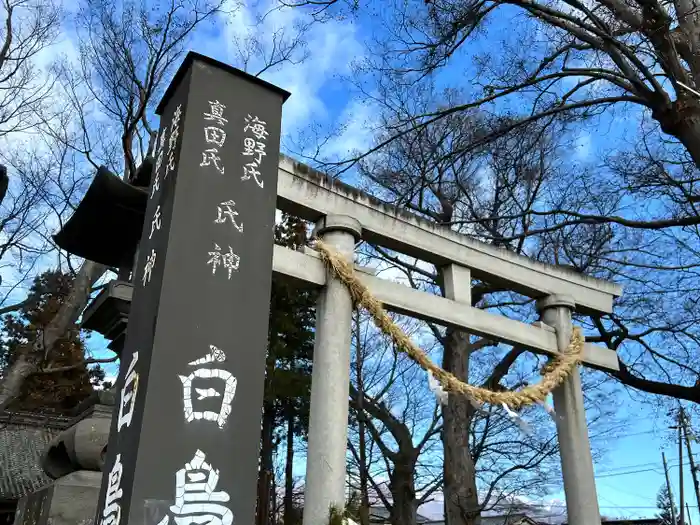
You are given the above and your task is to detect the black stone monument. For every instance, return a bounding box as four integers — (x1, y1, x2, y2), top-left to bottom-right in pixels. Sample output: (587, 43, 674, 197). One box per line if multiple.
(92, 52, 290, 525)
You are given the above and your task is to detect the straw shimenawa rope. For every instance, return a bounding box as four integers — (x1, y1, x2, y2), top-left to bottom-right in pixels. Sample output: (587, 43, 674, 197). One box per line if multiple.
(314, 239, 585, 410)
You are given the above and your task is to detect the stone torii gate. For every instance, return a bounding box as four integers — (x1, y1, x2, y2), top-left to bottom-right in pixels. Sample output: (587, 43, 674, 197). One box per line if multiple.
(55, 52, 621, 525)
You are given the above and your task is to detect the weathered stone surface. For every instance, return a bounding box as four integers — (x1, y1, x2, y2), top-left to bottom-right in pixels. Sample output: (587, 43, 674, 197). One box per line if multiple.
(14, 471, 101, 525)
(92, 52, 288, 525)
(41, 405, 112, 479)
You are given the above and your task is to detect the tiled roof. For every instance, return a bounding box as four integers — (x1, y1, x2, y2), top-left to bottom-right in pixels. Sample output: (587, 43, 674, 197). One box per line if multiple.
(0, 412, 73, 501)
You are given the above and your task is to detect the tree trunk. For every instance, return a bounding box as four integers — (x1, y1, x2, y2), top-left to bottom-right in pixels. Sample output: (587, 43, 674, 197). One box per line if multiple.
(271, 466, 277, 525)
(675, 113, 700, 169)
(651, 96, 700, 170)
(355, 318, 371, 525)
(256, 405, 275, 525)
(357, 413, 370, 525)
(284, 405, 295, 525)
(389, 455, 419, 525)
(442, 328, 480, 525)
(0, 259, 106, 413)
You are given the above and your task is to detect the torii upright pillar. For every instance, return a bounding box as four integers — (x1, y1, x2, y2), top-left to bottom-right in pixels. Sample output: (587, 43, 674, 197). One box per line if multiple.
(303, 215, 362, 525)
(537, 295, 601, 525)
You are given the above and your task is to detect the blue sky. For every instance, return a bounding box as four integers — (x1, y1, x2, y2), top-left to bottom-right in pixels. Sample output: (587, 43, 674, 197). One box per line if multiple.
(568, 398, 697, 522)
(16, 0, 700, 520)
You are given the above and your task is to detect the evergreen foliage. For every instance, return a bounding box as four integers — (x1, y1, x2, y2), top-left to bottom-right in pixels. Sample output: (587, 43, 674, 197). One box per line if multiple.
(657, 485, 679, 525)
(0, 270, 102, 413)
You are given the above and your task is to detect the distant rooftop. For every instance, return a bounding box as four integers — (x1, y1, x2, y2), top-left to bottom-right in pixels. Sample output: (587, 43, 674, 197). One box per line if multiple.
(0, 411, 72, 501)
(368, 505, 431, 523)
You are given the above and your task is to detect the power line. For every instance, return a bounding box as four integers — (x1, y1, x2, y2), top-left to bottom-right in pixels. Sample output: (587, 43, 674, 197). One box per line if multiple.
(592, 429, 660, 441)
(598, 461, 667, 474)
(598, 492, 633, 515)
(595, 459, 694, 478)
(597, 480, 658, 504)
(571, 423, 700, 484)
(596, 466, 676, 479)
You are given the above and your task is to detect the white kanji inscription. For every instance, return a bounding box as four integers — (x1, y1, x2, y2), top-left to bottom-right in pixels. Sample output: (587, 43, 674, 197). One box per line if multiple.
(206, 243, 240, 279)
(242, 137, 266, 165)
(171, 104, 183, 129)
(151, 172, 161, 199)
(117, 352, 139, 432)
(241, 113, 267, 188)
(167, 131, 179, 172)
(179, 346, 237, 428)
(166, 104, 183, 179)
(203, 100, 228, 127)
(242, 137, 255, 156)
(201, 149, 224, 174)
(150, 205, 162, 240)
(195, 387, 221, 400)
(179, 369, 236, 427)
(153, 158, 163, 186)
(241, 162, 263, 188)
(167, 149, 177, 175)
(156, 450, 233, 525)
(142, 249, 157, 287)
(153, 128, 167, 191)
(204, 126, 226, 148)
(189, 344, 226, 366)
(100, 454, 123, 525)
(243, 114, 268, 141)
(214, 200, 243, 233)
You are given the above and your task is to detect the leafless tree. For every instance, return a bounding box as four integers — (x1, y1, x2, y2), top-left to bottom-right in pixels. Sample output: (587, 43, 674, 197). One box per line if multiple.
(0, 0, 59, 136)
(53, 0, 228, 178)
(0, 133, 93, 302)
(0, 0, 64, 304)
(230, 2, 312, 78)
(283, 0, 700, 171)
(0, 0, 317, 420)
(347, 302, 615, 525)
(0, 0, 227, 411)
(0, 135, 118, 409)
(351, 95, 540, 525)
(277, 0, 700, 410)
(332, 83, 637, 525)
(347, 310, 445, 525)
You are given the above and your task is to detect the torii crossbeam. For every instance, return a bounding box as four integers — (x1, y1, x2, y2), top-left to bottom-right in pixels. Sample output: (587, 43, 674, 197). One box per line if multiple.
(56, 52, 621, 525)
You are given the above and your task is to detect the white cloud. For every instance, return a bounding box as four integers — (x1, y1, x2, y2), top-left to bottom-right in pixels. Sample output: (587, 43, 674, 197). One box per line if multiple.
(0, 0, 366, 353)
(573, 131, 593, 160)
(357, 247, 436, 289)
(94, 374, 117, 389)
(322, 97, 380, 161)
(191, 0, 363, 138)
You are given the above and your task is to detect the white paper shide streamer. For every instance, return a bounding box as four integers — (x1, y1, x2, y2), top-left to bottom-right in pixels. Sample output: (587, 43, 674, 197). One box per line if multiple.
(502, 402, 531, 435)
(539, 394, 557, 421)
(427, 371, 449, 406)
(428, 372, 559, 436)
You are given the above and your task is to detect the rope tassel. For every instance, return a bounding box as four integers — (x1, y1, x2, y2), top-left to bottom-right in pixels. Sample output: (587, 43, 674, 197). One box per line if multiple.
(313, 239, 585, 410)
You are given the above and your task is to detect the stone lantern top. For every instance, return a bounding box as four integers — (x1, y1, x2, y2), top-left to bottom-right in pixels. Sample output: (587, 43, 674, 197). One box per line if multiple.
(40, 389, 116, 479)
